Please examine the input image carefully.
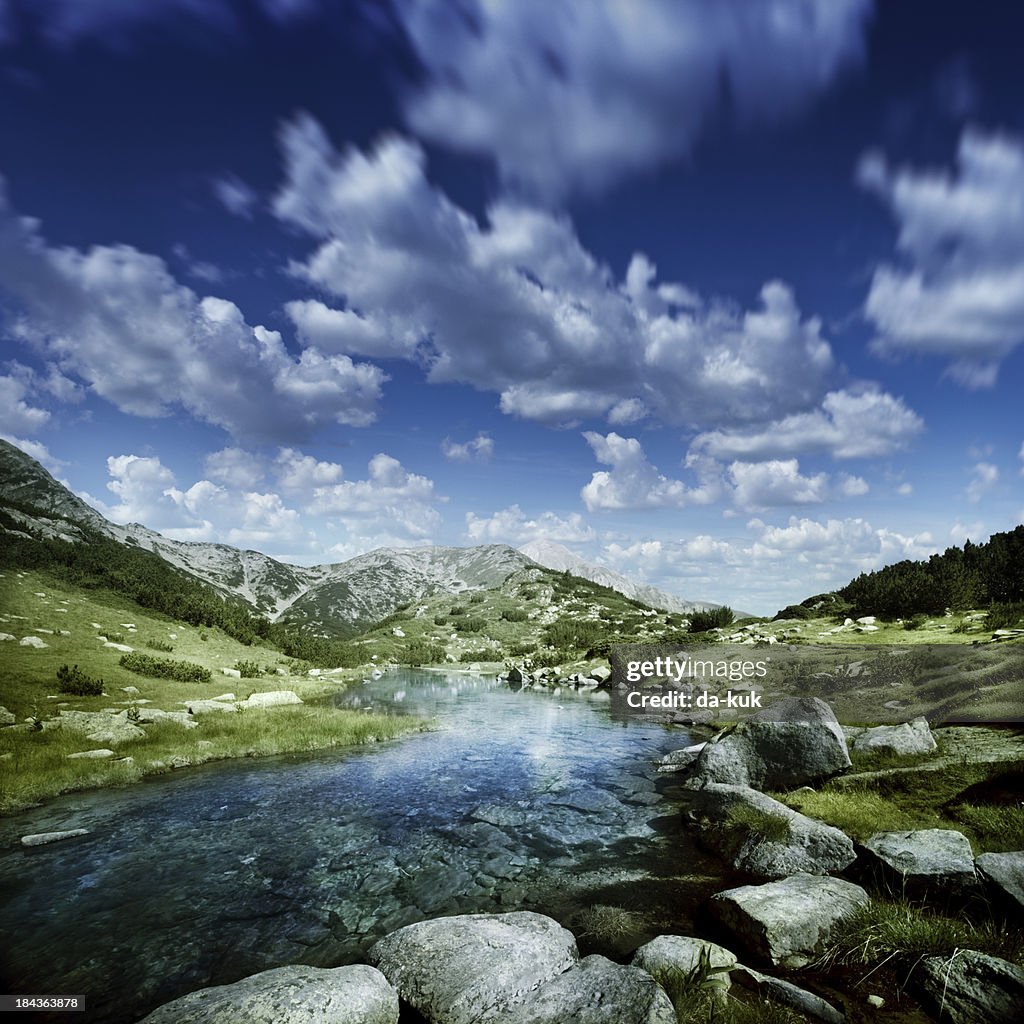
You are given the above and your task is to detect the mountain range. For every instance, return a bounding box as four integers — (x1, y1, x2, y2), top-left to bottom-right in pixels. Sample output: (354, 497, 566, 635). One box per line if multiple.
(0, 439, 724, 635)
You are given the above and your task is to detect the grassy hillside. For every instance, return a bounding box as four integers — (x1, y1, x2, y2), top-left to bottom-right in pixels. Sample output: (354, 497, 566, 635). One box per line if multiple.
(0, 569, 425, 814)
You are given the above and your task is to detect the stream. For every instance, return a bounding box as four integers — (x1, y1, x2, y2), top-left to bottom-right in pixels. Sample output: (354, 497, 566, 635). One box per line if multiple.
(0, 670, 722, 1023)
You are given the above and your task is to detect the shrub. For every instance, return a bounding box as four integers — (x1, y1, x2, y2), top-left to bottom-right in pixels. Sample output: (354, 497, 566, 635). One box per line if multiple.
(500, 608, 529, 622)
(401, 641, 446, 667)
(56, 664, 104, 696)
(459, 646, 502, 662)
(508, 642, 537, 657)
(234, 659, 262, 678)
(106, 630, 126, 644)
(469, 593, 485, 604)
(519, 588, 537, 601)
(433, 615, 448, 627)
(772, 604, 813, 621)
(119, 651, 212, 683)
(448, 605, 466, 617)
(688, 606, 734, 632)
(988, 602, 1024, 630)
(459, 617, 486, 633)
(903, 613, 928, 630)
(145, 638, 175, 652)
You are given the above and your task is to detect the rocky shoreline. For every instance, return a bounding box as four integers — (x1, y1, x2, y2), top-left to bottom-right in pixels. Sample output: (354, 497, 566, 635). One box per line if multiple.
(134, 695, 1024, 1023)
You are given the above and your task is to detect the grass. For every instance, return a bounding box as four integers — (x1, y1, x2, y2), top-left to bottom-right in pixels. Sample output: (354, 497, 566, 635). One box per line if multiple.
(0, 568, 428, 814)
(725, 803, 793, 844)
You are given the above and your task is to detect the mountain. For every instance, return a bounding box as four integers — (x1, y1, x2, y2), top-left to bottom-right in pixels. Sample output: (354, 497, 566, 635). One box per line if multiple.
(517, 539, 725, 616)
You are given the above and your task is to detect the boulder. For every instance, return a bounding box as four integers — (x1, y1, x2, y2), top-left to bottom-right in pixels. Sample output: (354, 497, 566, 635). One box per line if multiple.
(103, 641, 134, 652)
(589, 665, 612, 684)
(732, 965, 844, 1024)
(238, 690, 302, 709)
(221, 667, 242, 679)
(501, 955, 676, 1024)
(916, 950, 1024, 1024)
(0, 704, 16, 726)
(135, 708, 198, 728)
(67, 748, 115, 759)
(631, 935, 736, 997)
(21, 829, 90, 846)
(974, 852, 1024, 916)
(367, 912, 577, 1024)
(657, 744, 706, 773)
(686, 697, 850, 791)
(709, 874, 869, 968)
(19, 635, 48, 648)
(0, 632, 15, 641)
(685, 784, 855, 878)
(55, 710, 146, 744)
(851, 718, 936, 756)
(183, 699, 238, 714)
(861, 829, 979, 898)
(137, 964, 398, 1024)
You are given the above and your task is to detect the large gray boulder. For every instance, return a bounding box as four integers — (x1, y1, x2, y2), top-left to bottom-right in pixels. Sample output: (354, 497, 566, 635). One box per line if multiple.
(631, 935, 736, 997)
(976, 851, 1024, 915)
(686, 697, 850, 791)
(136, 964, 398, 1024)
(861, 829, 979, 898)
(916, 950, 1024, 1024)
(501, 955, 676, 1024)
(52, 709, 146, 744)
(367, 912, 578, 1024)
(685, 784, 855, 878)
(850, 717, 936, 756)
(709, 874, 869, 968)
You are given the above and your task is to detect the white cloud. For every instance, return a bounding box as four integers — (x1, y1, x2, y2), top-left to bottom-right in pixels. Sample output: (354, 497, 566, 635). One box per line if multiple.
(950, 520, 986, 543)
(203, 447, 265, 490)
(0, 433, 63, 472)
(0, 370, 50, 435)
(273, 117, 873, 441)
(397, 0, 871, 199)
(0, 186, 387, 441)
(729, 459, 828, 512)
(839, 473, 870, 497)
(580, 432, 722, 512)
(897, 482, 913, 496)
(861, 129, 1024, 386)
(465, 505, 595, 545)
(274, 447, 343, 491)
(441, 433, 494, 463)
(212, 173, 257, 219)
(691, 387, 923, 460)
(966, 461, 998, 503)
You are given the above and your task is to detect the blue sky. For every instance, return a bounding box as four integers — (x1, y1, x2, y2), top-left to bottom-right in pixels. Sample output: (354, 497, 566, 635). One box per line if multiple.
(0, 0, 1022, 614)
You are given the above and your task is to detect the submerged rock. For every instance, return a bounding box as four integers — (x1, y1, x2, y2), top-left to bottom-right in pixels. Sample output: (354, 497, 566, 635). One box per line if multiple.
(916, 950, 1024, 1024)
(21, 829, 90, 846)
(709, 873, 869, 968)
(686, 784, 856, 878)
(137, 964, 398, 1024)
(368, 912, 577, 1024)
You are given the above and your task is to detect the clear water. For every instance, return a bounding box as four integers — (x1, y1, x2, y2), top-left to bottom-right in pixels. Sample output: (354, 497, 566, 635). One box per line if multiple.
(0, 671, 710, 1023)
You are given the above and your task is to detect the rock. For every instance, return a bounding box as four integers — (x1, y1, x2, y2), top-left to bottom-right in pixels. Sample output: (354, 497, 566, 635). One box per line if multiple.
(184, 699, 238, 714)
(631, 935, 736, 997)
(861, 829, 978, 897)
(121, 686, 141, 695)
(137, 964, 399, 1024)
(19, 635, 48, 648)
(367, 912, 577, 1024)
(657, 744, 707, 773)
(135, 708, 198, 728)
(55, 710, 146, 744)
(0, 632, 15, 641)
(507, 666, 526, 685)
(471, 804, 528, 827)
(686, 697, 851, 791)
(221, 667, 242, 679)
(238, 690, 302, 709)
(501, 955, 676, 1024)
(851, 717, 936, 756)
(103, 641, 134, 652)
(916, 950, 1024, 1024)
(21, 829, 90, 846)
(709, 874, 870, 968)
(589, 665, 612, 684)
(67, 748, 115, 759)
(856, 616, 877, 625)
(685, 784, 856, 878)
(732, 966, 844, 1024)
(866, 994, 884, 1008)
(974, 852, 1024, 915)
(0, 705, 16, 726)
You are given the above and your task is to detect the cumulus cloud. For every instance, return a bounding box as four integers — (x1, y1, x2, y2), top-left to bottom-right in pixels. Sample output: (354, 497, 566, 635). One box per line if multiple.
(839, 473, 870, 497)
(273, 118, 876, 440)
(0, 185, 387, 440)
(441, 433, 494, 463)
(966, 461, 998, 503)
(397, 0, 871, 199)
(0, 433, 63, 472)
(274, 447, 344, 491)
(580, 432, 721, 511)
(0, 369, 50, 435)
(465, 504, 595, 545)
(729, 459, 828, 512)
(212, 174, 258, 219)
(203, 447, 265, 490)
(861, 129, 1024, 386)
(690, 387, 923, 460)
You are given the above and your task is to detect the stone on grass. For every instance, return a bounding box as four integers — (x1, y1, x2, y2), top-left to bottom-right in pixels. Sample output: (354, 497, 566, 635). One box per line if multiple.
(238, 690, 302, 709)
(221, 668, 241, 679)
(0, 705, 15, 726)
(686, 784, 855, 878)
(137, 964, 398, 1024)
(916, 950, 1024, 1024)
(862, 829, 978, 897)
(501, 955, 676, 1024)
(686, 697, 850, 791)
(732, 965, 844, 1024)
(21, 829, 90, 846)
(55, 709, 146, 744)
(19, 635, 48, 648)
(67, 748, 115, 759)
(368, 912, 577, 1024)
(631, 935, 736, 998)
(709, 873, 869, 968)
(975, 852, 1024, 915)
(851, 718, 936, 756)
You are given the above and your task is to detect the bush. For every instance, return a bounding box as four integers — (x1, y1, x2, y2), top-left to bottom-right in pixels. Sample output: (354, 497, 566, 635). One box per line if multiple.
(234, 659, 262, 678)
(448, 605, 467, 617)
(459, 617, 486, 633)
(145, 638, 175, 652)
(519, 588, 537, 601)
(119, 651, 212, 683)
(988, 602, 1024, 630)
(904, 613, 928, 630)
(56, 664, 104, 696)
(688, 606, 734, 632)
(433, 615, 448, 627)
(542, 618, 605, 651)
(401, 641, 446, 667)
(459, 646, 502, 662)
(772, 604, 813, 621)
(508, 642, 537, 657)
(500, 608, 529, 622)
(469, 593, 485, 604)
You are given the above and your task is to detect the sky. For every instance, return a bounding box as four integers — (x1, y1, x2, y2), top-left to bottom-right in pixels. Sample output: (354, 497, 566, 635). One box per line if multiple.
(0, 0, 1022, 615)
